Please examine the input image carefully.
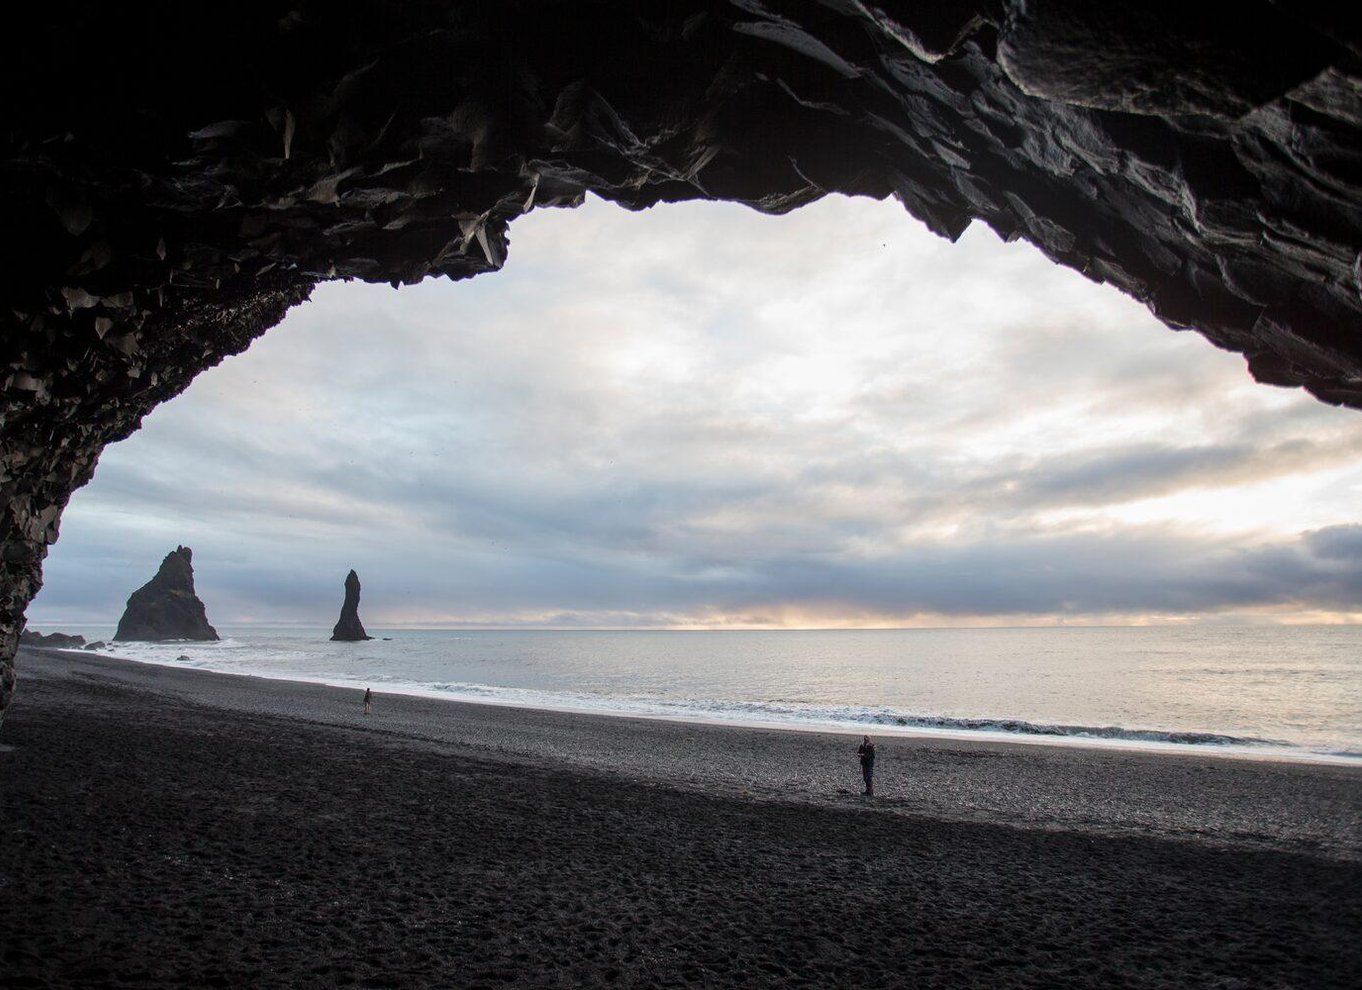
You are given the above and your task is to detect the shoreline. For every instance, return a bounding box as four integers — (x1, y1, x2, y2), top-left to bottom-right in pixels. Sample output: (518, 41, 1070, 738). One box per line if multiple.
(14, 647, 1362, 858)
(54, 644, 1362, 768)
(5, 647, 1362, 987)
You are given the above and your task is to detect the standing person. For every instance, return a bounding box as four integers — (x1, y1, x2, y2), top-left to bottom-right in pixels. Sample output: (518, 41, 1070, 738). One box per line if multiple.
(857, 735, 876, 796)
(363, 687, 373, 716)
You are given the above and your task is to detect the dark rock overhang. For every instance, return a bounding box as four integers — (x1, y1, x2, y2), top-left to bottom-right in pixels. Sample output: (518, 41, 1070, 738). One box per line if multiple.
(1, 1, 1359, 717)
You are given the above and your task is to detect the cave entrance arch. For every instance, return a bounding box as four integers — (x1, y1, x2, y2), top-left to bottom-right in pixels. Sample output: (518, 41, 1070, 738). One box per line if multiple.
(3, 3, 1360, 719)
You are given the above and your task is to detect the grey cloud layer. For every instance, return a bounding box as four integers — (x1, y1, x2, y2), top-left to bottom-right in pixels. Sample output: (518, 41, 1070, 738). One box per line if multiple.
(32, 196, 1362, 626)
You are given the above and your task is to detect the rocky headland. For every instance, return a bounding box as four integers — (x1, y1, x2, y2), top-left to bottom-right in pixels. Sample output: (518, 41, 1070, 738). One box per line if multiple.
(113, 546, 219, 642)
(18, 630, 86, 648)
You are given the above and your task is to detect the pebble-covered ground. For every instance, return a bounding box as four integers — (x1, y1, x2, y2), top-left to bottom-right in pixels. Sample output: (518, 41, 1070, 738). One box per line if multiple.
(3, 650, 1360, 988)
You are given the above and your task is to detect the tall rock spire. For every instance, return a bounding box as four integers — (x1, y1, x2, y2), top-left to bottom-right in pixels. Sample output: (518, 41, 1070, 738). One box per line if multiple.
(330, 569, 373, 642)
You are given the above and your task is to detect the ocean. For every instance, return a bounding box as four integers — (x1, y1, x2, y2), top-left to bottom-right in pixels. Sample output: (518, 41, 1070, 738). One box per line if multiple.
(58, 625, 1362, 763)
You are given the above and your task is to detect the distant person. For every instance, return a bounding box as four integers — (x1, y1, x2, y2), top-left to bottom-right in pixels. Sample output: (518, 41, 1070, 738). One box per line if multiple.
(363, 687, 373, 716)
(858, 735, 876, 796)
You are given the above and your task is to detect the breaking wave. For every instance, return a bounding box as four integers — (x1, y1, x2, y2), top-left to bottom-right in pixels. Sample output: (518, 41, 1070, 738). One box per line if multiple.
(87, 628, 1361, 761)
(359, 677, 1290, 751)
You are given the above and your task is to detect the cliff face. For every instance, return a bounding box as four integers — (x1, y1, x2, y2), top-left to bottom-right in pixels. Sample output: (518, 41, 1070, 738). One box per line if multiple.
(331, 570, 373, 642)
(113, 547, 219, 643)
(1, 2, 1360, 720)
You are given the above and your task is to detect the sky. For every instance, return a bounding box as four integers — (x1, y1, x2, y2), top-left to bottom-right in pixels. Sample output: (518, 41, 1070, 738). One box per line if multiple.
(28, 194, 1362, 629)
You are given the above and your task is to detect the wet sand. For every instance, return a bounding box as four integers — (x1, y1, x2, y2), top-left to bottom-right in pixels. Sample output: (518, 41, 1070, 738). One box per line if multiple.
(3, 648, 1361, 987)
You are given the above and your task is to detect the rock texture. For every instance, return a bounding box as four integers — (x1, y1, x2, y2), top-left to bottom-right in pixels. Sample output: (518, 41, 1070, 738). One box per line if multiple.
(331, 570, 373, 642)
(1, 2, 1360, 719)
(113, 547, 219, 643)
(18, 630, 86, 649)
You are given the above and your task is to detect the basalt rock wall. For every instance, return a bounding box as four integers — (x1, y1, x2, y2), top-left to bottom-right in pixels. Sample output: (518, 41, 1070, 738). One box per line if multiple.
(1, 1, 1360, 721)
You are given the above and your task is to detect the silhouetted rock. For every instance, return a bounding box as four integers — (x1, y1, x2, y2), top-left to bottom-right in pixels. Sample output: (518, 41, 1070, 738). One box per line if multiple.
(19, 630, 86, 648)
(83, 641, 106, 651)
(113, 547, 219, 642)
(331, 570, 373, 642)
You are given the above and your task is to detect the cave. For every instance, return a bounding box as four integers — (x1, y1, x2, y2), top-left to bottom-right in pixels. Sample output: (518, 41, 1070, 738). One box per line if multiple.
(2, 1, 1360, 721)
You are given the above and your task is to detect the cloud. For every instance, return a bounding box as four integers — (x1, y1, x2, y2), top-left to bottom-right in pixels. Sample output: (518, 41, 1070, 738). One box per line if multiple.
(987, 436, 1362, 510)
(29, 194, 1362, 628)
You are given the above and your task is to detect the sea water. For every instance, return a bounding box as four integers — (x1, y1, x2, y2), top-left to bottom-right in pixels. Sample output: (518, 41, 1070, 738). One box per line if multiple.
(55, 625, 1362, 762)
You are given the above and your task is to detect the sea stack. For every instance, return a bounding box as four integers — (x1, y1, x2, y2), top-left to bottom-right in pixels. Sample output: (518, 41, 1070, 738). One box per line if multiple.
(113, 546, 219, 641)
(331, 570, 373, 642)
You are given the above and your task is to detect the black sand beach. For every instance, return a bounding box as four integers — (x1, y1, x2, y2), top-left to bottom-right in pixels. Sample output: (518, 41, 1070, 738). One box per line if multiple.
(4, 649, 1361, 988)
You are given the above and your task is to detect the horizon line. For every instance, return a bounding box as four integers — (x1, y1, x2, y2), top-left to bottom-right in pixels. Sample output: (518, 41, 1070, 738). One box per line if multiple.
(25, 616, 1362, 633)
